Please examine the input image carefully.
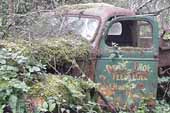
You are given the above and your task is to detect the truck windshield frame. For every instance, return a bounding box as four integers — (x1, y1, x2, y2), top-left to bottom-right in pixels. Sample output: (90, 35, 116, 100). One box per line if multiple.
(62, 14, 101, 42)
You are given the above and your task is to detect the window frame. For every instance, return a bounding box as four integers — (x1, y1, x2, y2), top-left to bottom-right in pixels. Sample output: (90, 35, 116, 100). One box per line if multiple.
(64, 14, 101, 42)
(103, 16, 157, 52)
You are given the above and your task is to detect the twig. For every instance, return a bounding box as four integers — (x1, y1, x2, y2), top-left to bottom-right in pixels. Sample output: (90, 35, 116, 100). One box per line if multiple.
(136, 0, 153, 12)
(47, 62, 61, 75)
(163, 80, 170, 99)
(65, 63, 74, 74)
(142, 5, 170, 15)
(97, 91, 117, 113)
(59, 16, 66, 34)
(72, 59, 86, 77)
(54, 57, 56, 72)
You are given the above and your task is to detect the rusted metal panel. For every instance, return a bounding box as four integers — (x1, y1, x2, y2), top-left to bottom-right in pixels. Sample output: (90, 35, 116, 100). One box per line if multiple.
(95, 16, 159, 108)
(95, 56, 158, 106)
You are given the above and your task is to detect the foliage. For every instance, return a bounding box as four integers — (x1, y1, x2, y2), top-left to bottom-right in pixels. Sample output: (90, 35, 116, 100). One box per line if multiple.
(0, 39, 100, 113)
(158, 76, 170, 83)
(0, 35, 98, 113)
(28, 74, 100, 113)
(0, 35, 91, 75)
(163, 32, 170, 40)
(0, 47, 45, 113)
(157, 77, 170, 104)
(118, 100, 170, 113)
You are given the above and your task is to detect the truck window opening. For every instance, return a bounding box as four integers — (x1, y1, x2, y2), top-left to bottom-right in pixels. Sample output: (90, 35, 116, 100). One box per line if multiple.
(105, 20, 153, 49)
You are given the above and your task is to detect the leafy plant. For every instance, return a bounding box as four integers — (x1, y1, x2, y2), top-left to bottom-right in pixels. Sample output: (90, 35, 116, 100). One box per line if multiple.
(28, 74, 101, 113)
(163, 32, 170, 40)
(0, 47, 45, 113)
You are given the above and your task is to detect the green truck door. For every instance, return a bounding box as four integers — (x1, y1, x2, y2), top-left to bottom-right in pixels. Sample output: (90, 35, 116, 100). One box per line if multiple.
(95, 16, 159, 106)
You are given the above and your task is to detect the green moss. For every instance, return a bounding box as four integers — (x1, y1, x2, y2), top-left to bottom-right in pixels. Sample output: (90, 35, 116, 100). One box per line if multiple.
(29, 75, 72, 103)
(29, 74, 98, 104)
(0, 34, 91, 71)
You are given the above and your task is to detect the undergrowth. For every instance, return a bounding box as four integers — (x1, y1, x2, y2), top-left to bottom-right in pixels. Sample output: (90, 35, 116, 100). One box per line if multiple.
(0, 38, 170, 113)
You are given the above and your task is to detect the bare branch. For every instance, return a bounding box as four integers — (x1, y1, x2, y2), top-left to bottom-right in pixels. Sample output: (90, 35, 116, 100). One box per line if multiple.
(47, 62, 61, 75)
(154, 5, 170, 15)
(136, 0, 153, 12)
(142, 5, 170, 15)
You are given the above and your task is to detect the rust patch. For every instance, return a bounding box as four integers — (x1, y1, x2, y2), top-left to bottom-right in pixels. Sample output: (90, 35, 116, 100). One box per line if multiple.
(136, 83, 145, 89)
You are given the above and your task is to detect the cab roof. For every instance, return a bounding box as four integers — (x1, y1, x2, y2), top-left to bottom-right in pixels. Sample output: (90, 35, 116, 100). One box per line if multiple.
(57, 3, 135, 20)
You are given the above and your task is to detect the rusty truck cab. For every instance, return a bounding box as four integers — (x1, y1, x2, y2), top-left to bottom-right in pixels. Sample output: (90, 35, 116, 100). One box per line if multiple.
(62, 3, 159, 108)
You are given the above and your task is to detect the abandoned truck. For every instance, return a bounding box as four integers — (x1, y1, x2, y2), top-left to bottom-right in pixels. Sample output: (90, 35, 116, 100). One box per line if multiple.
(21, 3, 170, 107)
